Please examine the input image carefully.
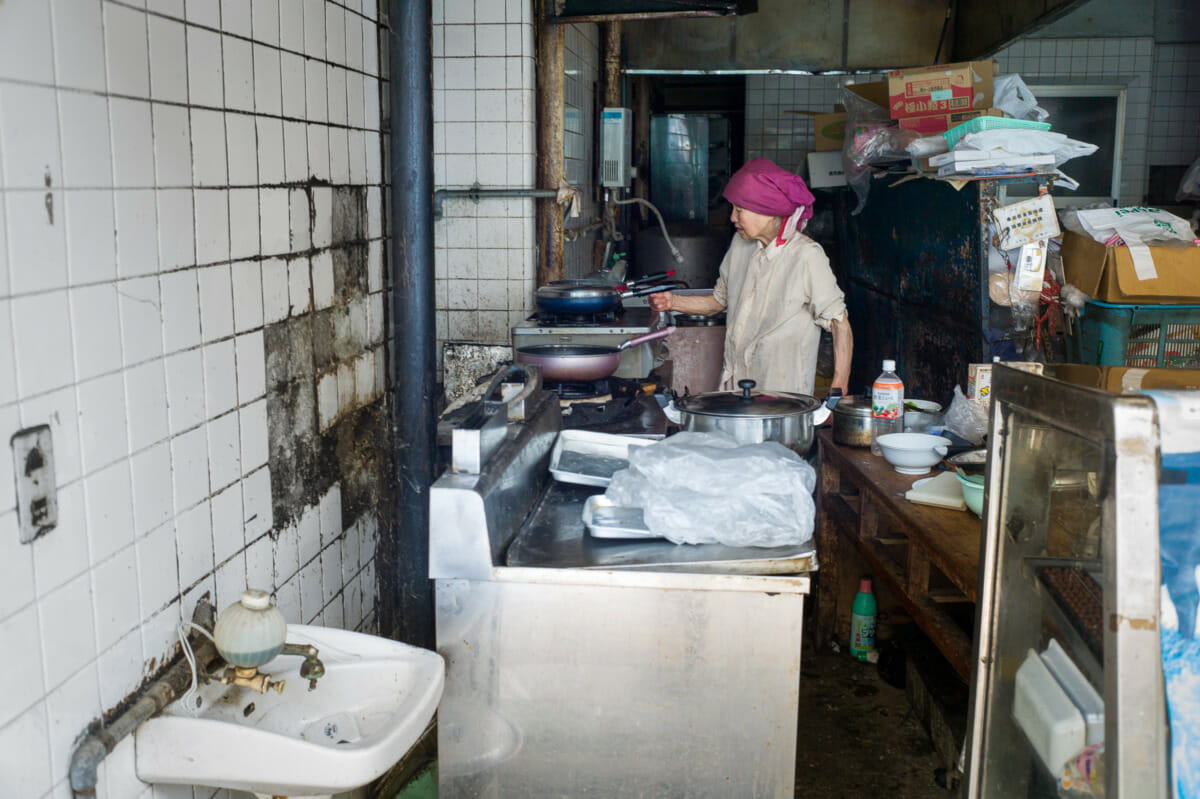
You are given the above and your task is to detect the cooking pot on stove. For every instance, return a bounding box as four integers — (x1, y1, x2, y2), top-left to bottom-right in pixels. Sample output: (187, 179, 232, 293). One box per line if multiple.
(830, 395, 874, 448)
(674, 380, 835, 454)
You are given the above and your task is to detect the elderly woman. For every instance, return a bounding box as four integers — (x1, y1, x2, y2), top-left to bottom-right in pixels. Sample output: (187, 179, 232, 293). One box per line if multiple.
(649, 158, 853, 397)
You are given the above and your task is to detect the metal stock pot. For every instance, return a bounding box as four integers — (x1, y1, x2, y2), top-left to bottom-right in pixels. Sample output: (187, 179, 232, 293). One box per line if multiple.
(674, 379, 833, 454)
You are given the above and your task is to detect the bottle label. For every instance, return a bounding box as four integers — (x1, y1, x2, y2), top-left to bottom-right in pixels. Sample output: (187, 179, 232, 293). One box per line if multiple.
(872, 382, 904, 419)
(851, 613, 876, 653)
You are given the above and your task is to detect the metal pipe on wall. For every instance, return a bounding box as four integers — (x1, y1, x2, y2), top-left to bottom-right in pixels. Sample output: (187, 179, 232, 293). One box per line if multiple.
(384, 0, 436, 648)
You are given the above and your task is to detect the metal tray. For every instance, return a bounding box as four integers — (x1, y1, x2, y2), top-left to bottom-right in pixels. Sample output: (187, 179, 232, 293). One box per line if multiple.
(582, 495, 661, 539)
(548, 430, 655, 487)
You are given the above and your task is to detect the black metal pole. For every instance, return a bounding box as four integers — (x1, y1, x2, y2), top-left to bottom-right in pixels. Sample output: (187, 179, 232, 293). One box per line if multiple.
(384, 0, 435, 648)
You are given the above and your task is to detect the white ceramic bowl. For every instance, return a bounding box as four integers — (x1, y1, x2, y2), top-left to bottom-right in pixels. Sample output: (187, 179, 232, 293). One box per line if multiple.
(903, 398, 943, 431)
(876, 432, 951, 475)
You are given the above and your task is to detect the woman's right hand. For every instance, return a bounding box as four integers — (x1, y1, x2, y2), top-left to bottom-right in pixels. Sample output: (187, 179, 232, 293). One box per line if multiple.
(648, 291, 673, 312)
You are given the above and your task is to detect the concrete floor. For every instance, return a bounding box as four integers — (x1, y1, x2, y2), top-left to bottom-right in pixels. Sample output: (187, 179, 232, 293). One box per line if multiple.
(794, 634, 951, 798)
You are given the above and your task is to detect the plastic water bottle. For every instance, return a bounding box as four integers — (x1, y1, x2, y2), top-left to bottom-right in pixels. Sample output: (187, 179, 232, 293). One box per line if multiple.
(871, 359, 904, 455)
(850, 577, 877, 662)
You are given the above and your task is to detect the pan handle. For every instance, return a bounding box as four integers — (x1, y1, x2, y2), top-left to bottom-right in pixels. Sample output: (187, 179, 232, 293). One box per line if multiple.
(618, 325, 676, 351)
(621, 283, 674, 298)
(624, 270, 676, 289)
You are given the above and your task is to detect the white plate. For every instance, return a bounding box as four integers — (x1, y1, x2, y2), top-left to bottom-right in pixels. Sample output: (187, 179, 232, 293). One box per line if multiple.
(582, 495, 661, 539)
(549, 430, 656, 487)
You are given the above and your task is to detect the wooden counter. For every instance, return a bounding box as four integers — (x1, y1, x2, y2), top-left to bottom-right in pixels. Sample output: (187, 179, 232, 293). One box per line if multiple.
(816, 428, 981, 682)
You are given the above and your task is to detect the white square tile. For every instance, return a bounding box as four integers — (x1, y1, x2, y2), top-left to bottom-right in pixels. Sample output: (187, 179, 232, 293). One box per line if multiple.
(171, 427, 211, 511)
(175, 500, 213, 588)
(368, 293, 383, 344)
(77, 372, 129, 472)
(160, 269, 201, 355)
(194, 189, 231, 265)
(16, 389, 78, 496)
(137, 518, 178, 612)
(187, 26, 225, 107)
(214, 548, 247, 607)
(0, 604, 44, 727)
(311, 250, 334, 309)
(231, 260, 264, 333)
(45, 663, 101, 777)
(197, 263, 235, 343)
(320, 543, 340, 606)
(58, 91, 113, 188)
(242, 465, 272, 540)
(283, 120, 309, 182)
(96, 633, 144, 724)
(252, 0, 280, 45)
(0, 701, 52, 798)
(325, 3, 346, 64)
(70, 283, 122, 381)
(139, 600, 181, 666)
(444, 25, 475, 58)
(91, 545, 140, 651)
(368, 241, 383, 292)
(206, 410, 241, 490)
(186, 0, 221, 26)
(50, 0, 105, 91)
(152, 104, 192, 187)
(223, 35, 254, 112)
(256, 117, 286, 185)
(279, 2, 304, 51)
(329, 127, 350, 184)
(298, 503, 320, 565)
(203, 339, 238, 417)
(317, 371, 337, 430)
(110, 98, 155, 188)
(261, 257, 290, 324)
(65, 191, 117, 285)
(103, 1, 150, 98)
(366, 132, 382, 184)
(130, 442, 173, 537)
(363, 22, 379, 77)
(345, 12, 363, 71)
(336, 361, 354, 414)
(190, 109, 229, 186)
(148, 15, 188, 103)
(221, 0, 253, 36)
(311, 186, 331, 247)
(125, 358, 169, 452)
(164, 348, 205, 433)
(84, 458, 135, 565)
(289, 187, 311, 251)
(236, 331, 266, 402)
(227, 112, 258, 186)
(319, 484, 341, 545)
(11, 290, 73, 397)
(366, 186, 382, 238)
(260, 188, 290, 255)
(0, 505, 34, 613)
(244, 531, 272, 590)
(305, 59, 328, 122)
(299, 557, 322, 622)
(288, 257, 312, 316)
(115, 189, 160, 278)
(156, 188, 196, 272)
(252, 44, 282, 118)
(303, 0, 325, 58)
(29, 481, 87, 598)
(348, 129, 366, 184)
(39, 572, 96, 689)
(0, 84, 62, 189)
(240, 398, 268, 472)
(274, 522, 299, 586)
(354, 352, 373, 404)
(347, 72, 365, 129)
(229, 188, 261, 260)
(119, 282, 163, 368)
(280, 50, 306, 118)
(328, 65, 348, 125)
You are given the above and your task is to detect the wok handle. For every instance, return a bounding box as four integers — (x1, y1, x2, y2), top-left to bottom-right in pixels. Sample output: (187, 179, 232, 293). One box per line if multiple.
(621, 283, 674, 298)
(624, 270, 676, 288)
(618, 326, 675, 351)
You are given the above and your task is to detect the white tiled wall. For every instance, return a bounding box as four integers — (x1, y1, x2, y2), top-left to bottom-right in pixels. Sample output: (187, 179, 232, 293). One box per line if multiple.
(745, 36, 1199, 206)
(0, 2, 386, 798)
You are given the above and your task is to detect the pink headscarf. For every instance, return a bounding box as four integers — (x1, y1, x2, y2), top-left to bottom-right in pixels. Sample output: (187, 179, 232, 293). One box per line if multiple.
(723, 158, 816, 240)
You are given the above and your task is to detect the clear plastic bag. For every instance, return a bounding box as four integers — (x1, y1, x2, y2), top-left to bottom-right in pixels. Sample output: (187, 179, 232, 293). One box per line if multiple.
(943, 385, 989, 445)
(1177, 155, 1200, 201)
(993, 74, 1050, 122)
(956, 129, 1097, 168)
(604, 431, 816, 547)
(841, 84, 890, 215)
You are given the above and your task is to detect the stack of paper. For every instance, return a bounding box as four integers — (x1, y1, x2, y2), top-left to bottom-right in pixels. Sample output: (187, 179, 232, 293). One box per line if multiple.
(930, 149, 1056, 177)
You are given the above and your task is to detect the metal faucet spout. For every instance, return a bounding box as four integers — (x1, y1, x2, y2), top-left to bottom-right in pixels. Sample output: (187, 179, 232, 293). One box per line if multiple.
(282, 642, 325, 690)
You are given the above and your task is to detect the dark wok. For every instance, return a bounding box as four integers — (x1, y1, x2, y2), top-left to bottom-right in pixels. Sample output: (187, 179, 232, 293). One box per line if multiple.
(535, 279, 674, 316)
(516, 326, 675, 381)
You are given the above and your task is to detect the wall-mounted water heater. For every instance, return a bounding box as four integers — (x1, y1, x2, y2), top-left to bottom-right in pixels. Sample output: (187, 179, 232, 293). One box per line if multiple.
(600, 107, 633, 188)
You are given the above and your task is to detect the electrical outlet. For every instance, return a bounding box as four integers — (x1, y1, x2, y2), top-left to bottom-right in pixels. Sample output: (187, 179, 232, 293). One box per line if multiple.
(11, 425, 58, 544)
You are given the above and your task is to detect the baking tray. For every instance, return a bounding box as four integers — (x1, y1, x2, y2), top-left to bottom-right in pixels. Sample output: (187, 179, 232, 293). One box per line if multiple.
(549, 430, 655, 487)
(582, 495, 661, 539)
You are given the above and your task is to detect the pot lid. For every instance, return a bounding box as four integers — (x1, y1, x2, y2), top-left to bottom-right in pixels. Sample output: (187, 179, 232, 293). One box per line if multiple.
(676, 379, 820, 418)
(831, 395, 873, 418)
(536, 284, 616, 300)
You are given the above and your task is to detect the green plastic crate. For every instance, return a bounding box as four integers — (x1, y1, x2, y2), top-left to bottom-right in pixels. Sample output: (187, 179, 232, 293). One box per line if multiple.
(1068, 300, 1200, 368)
(943, 116, 1052, 149)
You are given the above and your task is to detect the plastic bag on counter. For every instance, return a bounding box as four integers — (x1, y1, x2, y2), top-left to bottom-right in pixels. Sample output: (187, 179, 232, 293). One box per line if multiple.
(956, 129, 1097, 167)
(942, 386, 989, 445)
(604, 431, 816, 547)
(1073, 206, 1196, 247)
(994, 74, 1050, 122)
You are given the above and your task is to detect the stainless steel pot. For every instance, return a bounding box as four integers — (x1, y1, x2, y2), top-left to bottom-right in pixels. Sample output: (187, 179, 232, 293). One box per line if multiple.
(831, 395, 874, 448)
(674, 379, 833, 453)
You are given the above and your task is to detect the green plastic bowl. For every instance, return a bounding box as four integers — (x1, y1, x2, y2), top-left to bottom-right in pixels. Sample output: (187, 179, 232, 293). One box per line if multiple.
(955, 472, 985, 516)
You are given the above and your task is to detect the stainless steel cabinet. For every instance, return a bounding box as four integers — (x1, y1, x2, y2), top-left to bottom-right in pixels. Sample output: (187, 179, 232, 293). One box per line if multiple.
(964, 365, 1168, 797)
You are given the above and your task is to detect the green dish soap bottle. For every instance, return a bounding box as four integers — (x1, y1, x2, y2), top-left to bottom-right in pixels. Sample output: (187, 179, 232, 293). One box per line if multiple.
(850, 577, 877, 662)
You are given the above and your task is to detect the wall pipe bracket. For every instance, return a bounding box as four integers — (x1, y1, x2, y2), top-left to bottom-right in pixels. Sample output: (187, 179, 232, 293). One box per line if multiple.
(432, 183, 564, 220)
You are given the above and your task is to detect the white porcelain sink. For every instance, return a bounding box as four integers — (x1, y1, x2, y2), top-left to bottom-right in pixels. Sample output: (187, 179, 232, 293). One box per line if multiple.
(135, 625, 444, 799)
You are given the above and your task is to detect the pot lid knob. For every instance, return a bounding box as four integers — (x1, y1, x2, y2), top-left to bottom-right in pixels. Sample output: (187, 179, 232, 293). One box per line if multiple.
(738, 379, 756, 401)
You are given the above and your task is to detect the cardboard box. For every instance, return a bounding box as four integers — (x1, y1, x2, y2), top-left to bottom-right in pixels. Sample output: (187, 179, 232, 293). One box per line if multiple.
(814, 112, 847, 151)
(887, 61, 995, 119)
(806, 150, 846, 188)
(1060, 230, 1200, 304)
(898, 108, 1002, 136)
(969, 361, 1044, 401)
(1049, 364, 1200, 392)
(844, 79, 890, 109)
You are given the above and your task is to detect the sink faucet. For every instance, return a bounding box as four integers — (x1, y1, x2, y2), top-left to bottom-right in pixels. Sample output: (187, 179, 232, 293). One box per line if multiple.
(216, 642, 325, 694)
(211, 589, 326, 694)
(281, 642, 326, 690)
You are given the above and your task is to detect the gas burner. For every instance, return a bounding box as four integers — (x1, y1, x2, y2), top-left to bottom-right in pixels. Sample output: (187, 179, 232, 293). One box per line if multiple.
(561, 395, 646, 429)
(533, 309, 621, 327)
(544, 378, 612, 400)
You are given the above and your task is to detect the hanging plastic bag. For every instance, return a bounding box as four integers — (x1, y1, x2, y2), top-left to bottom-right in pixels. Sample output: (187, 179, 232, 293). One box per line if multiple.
(942, 386, 989, 445)
(604, 431, 816, 547)
(841, 83, 890, 215)
(993, 74, 1050, 122)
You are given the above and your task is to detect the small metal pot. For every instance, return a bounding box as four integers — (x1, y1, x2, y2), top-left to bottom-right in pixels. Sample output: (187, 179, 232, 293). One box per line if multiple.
(674, 379, 832, 454)
(831, 395, 875, 448)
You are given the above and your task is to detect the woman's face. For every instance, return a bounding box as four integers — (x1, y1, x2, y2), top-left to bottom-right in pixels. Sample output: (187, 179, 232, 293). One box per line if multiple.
(731, 206, 780, 245)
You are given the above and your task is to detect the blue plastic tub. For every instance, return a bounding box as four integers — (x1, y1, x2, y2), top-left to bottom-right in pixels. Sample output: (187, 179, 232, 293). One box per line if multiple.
(1068, 300, 1200, 368)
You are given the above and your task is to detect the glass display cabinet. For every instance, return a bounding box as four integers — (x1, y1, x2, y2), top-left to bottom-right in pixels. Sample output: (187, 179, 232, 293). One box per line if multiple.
(964, 365, 1168, 797)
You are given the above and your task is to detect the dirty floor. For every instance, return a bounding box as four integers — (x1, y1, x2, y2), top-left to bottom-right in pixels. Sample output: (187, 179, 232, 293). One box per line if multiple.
(794, 633, 948, 798)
